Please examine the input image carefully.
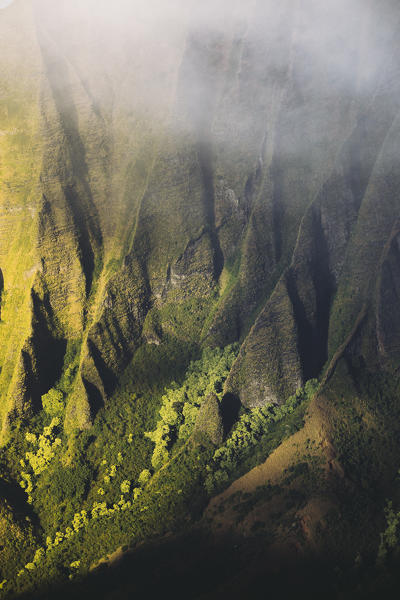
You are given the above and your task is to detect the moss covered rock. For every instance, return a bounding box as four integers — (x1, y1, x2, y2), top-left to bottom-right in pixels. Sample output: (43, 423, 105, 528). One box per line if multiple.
(194, 393, 223, 446)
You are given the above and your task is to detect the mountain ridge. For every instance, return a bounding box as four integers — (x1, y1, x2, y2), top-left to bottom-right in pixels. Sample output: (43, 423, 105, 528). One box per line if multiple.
(1, 0, 400, 597)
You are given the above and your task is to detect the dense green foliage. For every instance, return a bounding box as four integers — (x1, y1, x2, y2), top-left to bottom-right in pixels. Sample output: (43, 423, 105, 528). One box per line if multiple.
(0, 345, 233, 595)
(205, 379, 319, 494)
(0, 341, 324, 598)
(145, 345, 238, 469)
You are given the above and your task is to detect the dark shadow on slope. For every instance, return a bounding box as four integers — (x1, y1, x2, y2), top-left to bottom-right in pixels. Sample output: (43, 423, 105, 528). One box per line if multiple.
(38, 46, 104, 297)
(82, 339, 121, 418)
(285, 206, 335, 383)
(16, 528, 383, 600)
(0, 479, 41, 530)
(82, 377, 104, 417)
(30, 290, 67, 409)
(220, 393, 241, 437)
(285, 269, 315, 382)
(87, 338, 119, 396)
(198, 141, 224, 282)
(310, 205, 336, 375)
(63, 185, 97, 296)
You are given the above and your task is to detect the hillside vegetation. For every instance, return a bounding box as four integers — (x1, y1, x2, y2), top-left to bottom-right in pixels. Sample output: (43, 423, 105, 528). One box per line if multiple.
(1, 0, 400, 598)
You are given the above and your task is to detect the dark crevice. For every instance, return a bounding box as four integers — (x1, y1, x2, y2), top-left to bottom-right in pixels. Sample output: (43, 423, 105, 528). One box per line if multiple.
(64, 185, 96, 295)
(286, 208, 335, 382)
(19, 349, 41, 414)
(285, 270, 314, 382)
(220, 392, 242, 437)
(309, 206, 336, 374)
(39, 48, 104, 298)
(87, 338, 118, 397)
(198, 141, 225, 281)
(82, 377, 104, 418)
(30, 289, 67, 404)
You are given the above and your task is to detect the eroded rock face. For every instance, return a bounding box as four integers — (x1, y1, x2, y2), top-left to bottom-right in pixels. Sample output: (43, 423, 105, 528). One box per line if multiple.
(1, 0, 400, 431)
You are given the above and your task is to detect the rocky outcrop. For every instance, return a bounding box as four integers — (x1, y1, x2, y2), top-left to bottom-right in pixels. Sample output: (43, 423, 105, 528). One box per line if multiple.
(194, 393, 224, 446)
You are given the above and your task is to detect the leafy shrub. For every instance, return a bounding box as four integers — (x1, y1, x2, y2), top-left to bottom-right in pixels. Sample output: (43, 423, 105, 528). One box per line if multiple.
(145, 345, 239, 470)
(41, 389, 64, 416)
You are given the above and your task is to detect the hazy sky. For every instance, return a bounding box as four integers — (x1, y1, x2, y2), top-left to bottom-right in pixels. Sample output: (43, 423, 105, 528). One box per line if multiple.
(29, 0, 393, 95)
(2, 0, 399, 166)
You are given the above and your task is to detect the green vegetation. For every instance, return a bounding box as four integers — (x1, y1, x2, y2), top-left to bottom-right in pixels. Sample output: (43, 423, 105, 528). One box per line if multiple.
(145, 345, 238, 469)
(19, 417, 62, 505)
(1, 4, 400, 598)
(205, 379, 319, 493)
(377, 500, 400, 564)
(0, 344, 235, 595)
(41, 390, 64, 417)
(0, 341, 321, 598)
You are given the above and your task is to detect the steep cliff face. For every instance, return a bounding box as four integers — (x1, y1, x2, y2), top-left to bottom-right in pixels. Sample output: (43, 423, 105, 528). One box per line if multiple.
(1, 0, 400, 594)
(1, 0, 400, 432)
